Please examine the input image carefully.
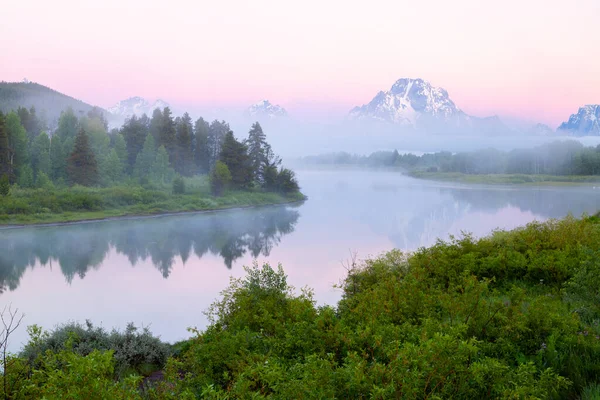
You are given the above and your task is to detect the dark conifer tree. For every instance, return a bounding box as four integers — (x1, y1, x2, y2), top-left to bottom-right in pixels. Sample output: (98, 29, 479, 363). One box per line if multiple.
(219, 131, 252, 188)
(246, 122, 268, 183)
(194, 117, 210, 174)
(67, 128, 98, 186)
(121, 114, 149, 172)
(175, 112, 193, 176)
(160, 107, 177, 164)
(149, 108, 163, 145)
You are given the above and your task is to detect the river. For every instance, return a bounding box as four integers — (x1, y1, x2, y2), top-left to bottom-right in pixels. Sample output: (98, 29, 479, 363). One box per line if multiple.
(1, 169, 600, 350)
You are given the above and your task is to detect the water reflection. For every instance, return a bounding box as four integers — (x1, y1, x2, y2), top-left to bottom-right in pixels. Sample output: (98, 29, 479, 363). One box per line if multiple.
(0, 205, 301, 293)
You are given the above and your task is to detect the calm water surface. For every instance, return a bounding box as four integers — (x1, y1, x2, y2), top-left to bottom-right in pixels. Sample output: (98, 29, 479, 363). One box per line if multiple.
(2, 169, 600, 349)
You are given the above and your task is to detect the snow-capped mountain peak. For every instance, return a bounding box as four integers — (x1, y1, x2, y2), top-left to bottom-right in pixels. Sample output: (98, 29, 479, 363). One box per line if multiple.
(349, 78, 463, 125)
(246, 100, 288, 119)
(558, 105, 600, 136)
(108, 97, 170, 118)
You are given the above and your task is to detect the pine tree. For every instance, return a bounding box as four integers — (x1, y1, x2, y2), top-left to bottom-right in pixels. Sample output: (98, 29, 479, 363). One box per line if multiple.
(112, 133, 128, 174)
(175, 112, 193, 176)
(246, 122, 268, 183)
(121, 114, 149, 172)
(149, 108, 163, 145)
(67, 128, 98, 186)
(194, 117, 210, 174)
(160, 107, 177, 164)
(219, 131, 252, 188)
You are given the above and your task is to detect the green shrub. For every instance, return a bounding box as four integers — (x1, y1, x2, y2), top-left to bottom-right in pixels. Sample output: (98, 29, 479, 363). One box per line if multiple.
(172, 176, 185, 194)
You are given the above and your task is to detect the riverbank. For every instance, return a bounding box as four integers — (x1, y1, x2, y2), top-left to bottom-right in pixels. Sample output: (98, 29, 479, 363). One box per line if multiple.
(0, 184, 306, 226)
(409, 171, 600, 185)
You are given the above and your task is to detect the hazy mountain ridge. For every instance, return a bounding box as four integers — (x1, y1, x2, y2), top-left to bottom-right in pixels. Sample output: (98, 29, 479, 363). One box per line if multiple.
(108, 96, 170, 119)
(558, 105, 600, 136)
(245, 100, 288, 120)
(0, 81, 108, 126)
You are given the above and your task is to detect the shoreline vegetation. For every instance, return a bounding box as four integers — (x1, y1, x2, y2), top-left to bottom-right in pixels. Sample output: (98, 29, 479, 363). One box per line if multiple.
(0, 175, 305, 226)
(299, 139, 600, 186)
(0, 106, 304, 226)
(1, 213, 600, 398)
(408, 171, 600, 185)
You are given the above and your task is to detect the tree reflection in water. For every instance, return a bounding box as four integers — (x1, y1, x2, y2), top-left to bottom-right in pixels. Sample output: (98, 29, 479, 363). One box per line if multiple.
(0, 204, 301, 293)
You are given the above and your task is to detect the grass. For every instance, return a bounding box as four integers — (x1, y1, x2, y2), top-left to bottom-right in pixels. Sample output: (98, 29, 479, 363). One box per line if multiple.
(0, 176, 306, 226)
(409, 171, 600, 185)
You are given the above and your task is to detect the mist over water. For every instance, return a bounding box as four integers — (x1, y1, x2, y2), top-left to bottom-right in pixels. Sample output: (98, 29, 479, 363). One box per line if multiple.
(1, 168, 599, 350)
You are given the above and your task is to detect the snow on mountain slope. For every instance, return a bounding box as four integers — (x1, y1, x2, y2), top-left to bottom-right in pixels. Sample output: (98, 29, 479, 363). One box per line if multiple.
(558, 105, 600, 136)
(108, 97, 170, 119)
(246, 100, 288, 120)
(349, 78, 515, 135)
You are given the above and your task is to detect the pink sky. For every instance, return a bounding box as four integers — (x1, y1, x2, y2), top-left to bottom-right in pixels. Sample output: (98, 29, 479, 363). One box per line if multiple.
(1, 0, 599, 126)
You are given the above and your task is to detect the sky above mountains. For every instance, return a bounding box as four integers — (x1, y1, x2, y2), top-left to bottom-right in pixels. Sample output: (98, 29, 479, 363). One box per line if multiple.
(1, 0, 599, 126)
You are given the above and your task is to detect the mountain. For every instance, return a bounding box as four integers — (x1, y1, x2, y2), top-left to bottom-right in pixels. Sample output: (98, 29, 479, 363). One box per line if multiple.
(0, 80, 107, 125)
(527, 123, 555, 136)
(108, 97, 170, 119)
(245, 100, 288, 120)
(349, 78, 513, 135)
(557, 105, 600, 136)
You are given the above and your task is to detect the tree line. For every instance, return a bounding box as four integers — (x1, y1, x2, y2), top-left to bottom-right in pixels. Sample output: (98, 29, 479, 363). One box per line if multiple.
(301, 140, 600, 176)
(0, 106, 299, 196)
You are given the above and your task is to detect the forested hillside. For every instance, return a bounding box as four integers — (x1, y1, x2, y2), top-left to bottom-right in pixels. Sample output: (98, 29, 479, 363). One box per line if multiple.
(0, 82, 106, 129)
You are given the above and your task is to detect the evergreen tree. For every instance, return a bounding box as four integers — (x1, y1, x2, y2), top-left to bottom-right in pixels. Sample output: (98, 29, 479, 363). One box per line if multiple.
(17, 106, 41, 143)
(159, 107, 176, 163)
(134, 134, 156, 179)
(5, 112, 29, 183)
(263, 144, 281, 191)
(219, 131, 252, 188)
(121, 114, 149, 172)
(67, 128, 98, 186)
(149, 108, 163, 145)
(194, 117, 210, 174)
(246, 122, 268, 183)
(175, 112, 194, 176)
(0, 112, 9, 180)
(276, 168, 299, 193)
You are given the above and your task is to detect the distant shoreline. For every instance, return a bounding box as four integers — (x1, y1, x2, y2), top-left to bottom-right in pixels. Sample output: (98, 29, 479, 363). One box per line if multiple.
(0, 195, 306, 230)
(409, 171, 600, 186)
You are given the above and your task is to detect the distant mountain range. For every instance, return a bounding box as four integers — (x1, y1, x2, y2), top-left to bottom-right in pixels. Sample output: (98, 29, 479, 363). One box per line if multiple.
(0, 81, 106, 126)
(1, 79, 598, 137)
(108, 96, 170, 119)
(245, 100, 288, 120)
(349, 77, 600, 137)
(558, 105, 600, 136)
